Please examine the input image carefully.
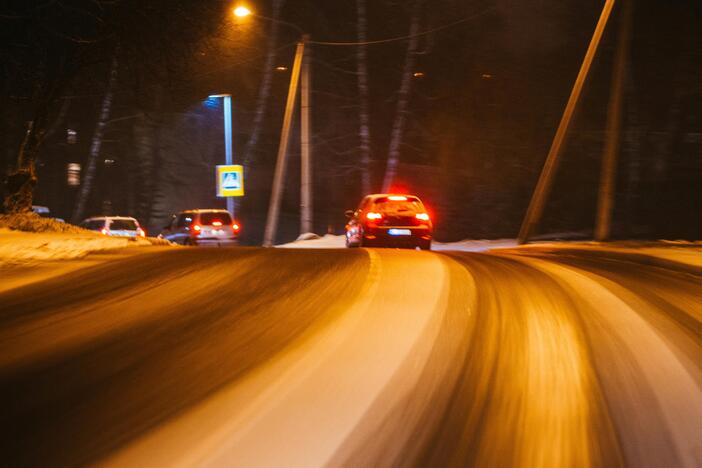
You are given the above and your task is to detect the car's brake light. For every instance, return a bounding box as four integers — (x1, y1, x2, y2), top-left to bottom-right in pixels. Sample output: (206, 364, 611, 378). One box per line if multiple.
(136, 227, 146, 237)
(101, 228, 109, 235)
(192, 224, 201, 236)
(388, 195, 407, 201)
(232, 223, 240, 231)
(415, 213, 430, 221)
(212, 221, 222, 227)
(366, 212, 382, 220)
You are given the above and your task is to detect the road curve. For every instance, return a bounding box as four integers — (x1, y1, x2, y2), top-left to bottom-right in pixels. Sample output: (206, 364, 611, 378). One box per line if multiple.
(1, 246, 701, 467)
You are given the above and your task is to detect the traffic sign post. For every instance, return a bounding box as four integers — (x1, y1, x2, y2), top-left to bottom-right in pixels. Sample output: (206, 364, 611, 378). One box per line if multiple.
(216, 165, 245, 197)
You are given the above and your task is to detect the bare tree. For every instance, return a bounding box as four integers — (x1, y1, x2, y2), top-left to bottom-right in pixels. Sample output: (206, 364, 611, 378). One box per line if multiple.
(382, 0, 422, 193)
(1, 2, 83, 213)
(242, 0, 286, 168)
(356, 0, 372, 194)
(71, 54, 119, 223)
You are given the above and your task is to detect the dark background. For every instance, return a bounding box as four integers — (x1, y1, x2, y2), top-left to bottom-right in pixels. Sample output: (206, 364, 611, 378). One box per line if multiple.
(2, 0, 701, 243)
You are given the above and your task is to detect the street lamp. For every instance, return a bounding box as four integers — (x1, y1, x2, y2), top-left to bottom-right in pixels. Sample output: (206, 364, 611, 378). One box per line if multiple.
(208, 93, 235, 218)
(233, 6, 251, 18)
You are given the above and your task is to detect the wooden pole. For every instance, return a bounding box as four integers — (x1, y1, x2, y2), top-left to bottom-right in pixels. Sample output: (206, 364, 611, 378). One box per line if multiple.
(517, 0, 616, 244)
(595, 0, 632, 241)
(263, 40, 305, 247)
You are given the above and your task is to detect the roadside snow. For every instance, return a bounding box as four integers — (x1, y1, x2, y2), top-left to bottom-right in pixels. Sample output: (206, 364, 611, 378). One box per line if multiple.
(431, 239, 518, 252)
(511, 241, 702, 269)
(0, 228, 154, 264)
(275, 234, 702, 268)
(277, 234, 346, 249)
(277, 234, 517, 252)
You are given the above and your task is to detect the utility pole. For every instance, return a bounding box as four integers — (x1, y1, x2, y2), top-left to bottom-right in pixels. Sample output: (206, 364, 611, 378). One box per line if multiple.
(595, 0, 632, 241)
(300, 34, 313, 234)
(517, 0, 616, 244)
(263, 40, 305, 247)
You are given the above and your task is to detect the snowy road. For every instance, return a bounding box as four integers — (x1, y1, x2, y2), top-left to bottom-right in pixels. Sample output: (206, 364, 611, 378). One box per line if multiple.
(1, 246, 701, 467)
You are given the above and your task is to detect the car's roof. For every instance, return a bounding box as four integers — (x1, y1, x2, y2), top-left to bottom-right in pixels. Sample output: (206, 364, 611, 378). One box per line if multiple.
(179, 209, 230, 214)
(83, 216, 138, 221)
(364, 193, 421, 201)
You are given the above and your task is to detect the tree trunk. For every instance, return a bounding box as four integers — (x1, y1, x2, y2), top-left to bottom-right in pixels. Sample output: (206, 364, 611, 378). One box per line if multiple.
(356, 0, 372, 194)
(381, 0, 422, 193)
(71, 55, 119, 223)
(133, 111, 157, 224)
(241, 0, 285, 168)
(623, 74, 642, 234)
(4, 122, 40, 213)
(3, 86, 58, 214)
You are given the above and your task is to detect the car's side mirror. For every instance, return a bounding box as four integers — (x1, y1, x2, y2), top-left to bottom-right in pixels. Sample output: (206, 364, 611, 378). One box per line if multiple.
(345, 210, 354, 219)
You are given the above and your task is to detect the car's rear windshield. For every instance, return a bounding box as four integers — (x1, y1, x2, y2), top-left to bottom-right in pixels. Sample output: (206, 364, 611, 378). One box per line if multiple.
(373, 197, 424, 214)
(200, 212, 232, 225)
(82, 220, 105, 230)
(109, 219, 138, 230)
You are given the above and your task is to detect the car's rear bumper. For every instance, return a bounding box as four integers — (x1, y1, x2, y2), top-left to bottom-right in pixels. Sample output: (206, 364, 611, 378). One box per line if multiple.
(363, 226, 431, 247)
(192, 237, 239, 246)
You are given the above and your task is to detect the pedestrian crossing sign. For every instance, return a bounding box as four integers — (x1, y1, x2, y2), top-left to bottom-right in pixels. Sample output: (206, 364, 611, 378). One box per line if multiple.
(216, 165, 244, 197)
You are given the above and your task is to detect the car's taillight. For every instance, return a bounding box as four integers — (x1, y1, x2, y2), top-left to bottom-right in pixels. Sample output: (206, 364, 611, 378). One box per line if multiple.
(136, 227, 146, 237)
(366, 212, 382, 221)
(212, 221, 223, 227)
(232, 222, 240, 232)
(192, 224, 201, 236)
(101, 228, 109, 235)
(415, 213, 430, 221)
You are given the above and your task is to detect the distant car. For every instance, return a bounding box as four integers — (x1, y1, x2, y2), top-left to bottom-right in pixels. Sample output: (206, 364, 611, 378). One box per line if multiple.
(345, 194, 433, 250)
(159, 209, 240, 246)
(32, 205, 65, 223)
(80, 216, 146, 238)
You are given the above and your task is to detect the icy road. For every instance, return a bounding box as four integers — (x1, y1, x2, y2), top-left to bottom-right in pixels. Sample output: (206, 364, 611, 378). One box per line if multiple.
(1, 246, 701, 467)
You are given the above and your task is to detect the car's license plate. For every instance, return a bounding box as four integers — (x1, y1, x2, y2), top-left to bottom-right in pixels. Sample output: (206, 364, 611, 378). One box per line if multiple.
(388, 228, 411, 236)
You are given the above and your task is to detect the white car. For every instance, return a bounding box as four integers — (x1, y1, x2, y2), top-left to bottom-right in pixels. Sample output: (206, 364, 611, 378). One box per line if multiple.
(80, 216, 146, 238)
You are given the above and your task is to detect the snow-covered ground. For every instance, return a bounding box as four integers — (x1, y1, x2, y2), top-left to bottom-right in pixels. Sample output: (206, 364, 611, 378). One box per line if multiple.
(277, 233, 517, 252)
(0, 228, 165, 264)
(277, 234, 702, 268)
(431, 238, 518, 251)
(277, 234, 346, 249)
(513, 241, 702, 268)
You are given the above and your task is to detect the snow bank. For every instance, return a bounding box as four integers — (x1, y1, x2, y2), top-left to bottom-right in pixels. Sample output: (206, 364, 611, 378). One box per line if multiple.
(277, 234, 346, 249)
(275, 234, 702, 268)
(431, 239, 518, 252)
(277, 234, 517, 252)
(0, 212, 86, 234)
(0, 228, 166, 264)
(509, 241, 702, 269)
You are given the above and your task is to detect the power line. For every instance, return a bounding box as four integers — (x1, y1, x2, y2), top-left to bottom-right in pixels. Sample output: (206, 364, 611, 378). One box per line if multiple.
(309, 6, 497, 46)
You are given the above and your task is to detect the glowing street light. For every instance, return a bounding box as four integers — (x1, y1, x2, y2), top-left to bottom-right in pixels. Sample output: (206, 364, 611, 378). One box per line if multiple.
(233, 6, 251, 18)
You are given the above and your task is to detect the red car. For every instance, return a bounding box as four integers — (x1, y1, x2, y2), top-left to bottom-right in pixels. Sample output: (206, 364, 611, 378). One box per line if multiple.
(345, 194, 433, 250)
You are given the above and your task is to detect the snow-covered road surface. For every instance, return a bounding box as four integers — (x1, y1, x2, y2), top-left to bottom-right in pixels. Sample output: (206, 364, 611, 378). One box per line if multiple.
(1, 245, 701, 467)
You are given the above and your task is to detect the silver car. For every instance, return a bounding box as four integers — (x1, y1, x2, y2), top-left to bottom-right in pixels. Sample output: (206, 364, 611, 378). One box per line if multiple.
(80, 216, 146, 237)
(159, 209, 240, 246)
